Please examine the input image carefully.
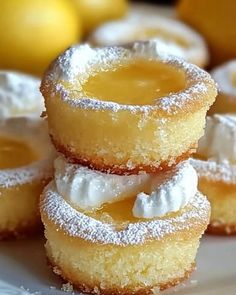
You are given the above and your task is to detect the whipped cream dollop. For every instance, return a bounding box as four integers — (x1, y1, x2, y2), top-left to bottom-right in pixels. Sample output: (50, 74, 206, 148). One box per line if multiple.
(145, 38, 185, 60)
(197, 115, 236, 163)
(54, 156, 151, 210)
(55, 156, 197, 218)
(133, 162, 198, 218)
(211, 60, 236, 96)
(0, 71, 44, 118)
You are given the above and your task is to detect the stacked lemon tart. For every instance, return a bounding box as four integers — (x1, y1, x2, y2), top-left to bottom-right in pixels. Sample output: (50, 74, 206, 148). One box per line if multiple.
(208, 61, 236, 115)
(191, 114, 236, 235)
(40, 41, 217, 294)
(89, 16, 209, 68)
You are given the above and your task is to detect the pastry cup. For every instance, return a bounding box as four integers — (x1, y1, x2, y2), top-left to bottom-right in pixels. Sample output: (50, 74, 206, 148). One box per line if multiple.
(40, 181, 210, 294)
(41, 42, 216, 174)
(191, 158, 236, 235)
(0, 117, 55, 240)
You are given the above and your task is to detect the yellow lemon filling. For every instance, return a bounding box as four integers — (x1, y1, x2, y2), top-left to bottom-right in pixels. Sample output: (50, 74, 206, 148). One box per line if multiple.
(79, 194, 183, 230)
(82, 59, 186, 105)
(0, 136, 38, 169)
(80, 195, 140, 226)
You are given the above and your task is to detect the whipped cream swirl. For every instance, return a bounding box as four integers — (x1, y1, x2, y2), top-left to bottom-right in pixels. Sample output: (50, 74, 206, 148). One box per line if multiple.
(211, 60, 236, 96)
(133, 162, 197, 218)
(0, 70, 44, 118)
(197, 114, 236, 163)
(55, 156, 197, 218)
(54, 156, 151, 210)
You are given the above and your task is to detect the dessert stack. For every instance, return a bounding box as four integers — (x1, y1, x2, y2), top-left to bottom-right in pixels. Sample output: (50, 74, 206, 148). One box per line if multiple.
(40, 41, 217, 294)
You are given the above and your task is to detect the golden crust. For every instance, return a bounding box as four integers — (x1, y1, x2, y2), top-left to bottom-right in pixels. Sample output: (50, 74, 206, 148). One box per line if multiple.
(0, 175, 51, 242)
(52, 135, 196, 174)
(0, 177, 52, 241)
(47, 256, 195, 295)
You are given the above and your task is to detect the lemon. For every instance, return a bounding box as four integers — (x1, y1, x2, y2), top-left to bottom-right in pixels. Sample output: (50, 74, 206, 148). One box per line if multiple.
(0, 0, 81, 75)
(72, 0, 128, 34)
(178, 0, 236, 66)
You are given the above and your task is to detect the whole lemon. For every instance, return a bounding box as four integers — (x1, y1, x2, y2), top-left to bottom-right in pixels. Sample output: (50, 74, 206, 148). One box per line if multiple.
(177, 0, 236, 66)
(72, 0, 128, 34)
(0, 0, 81, 75)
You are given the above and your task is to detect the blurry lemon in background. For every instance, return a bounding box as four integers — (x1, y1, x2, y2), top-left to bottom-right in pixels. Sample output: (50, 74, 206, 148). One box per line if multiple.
(177, 0, 236, 66)
(0, 0, 81, 76)
(72, 0, 128, 34)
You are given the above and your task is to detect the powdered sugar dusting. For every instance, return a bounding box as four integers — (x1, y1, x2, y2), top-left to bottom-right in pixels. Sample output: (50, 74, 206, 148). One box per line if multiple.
(190, 158, 236, 184)
(41, 41, 215, 115)
(41, 181, 210, 246)
(0, 117, 55, 188)
(0, 70, 44, 118)
(0, 159, 53, 188)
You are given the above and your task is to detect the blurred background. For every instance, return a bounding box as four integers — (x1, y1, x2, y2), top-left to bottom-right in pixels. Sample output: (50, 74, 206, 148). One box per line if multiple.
(1, 0, 236, 77)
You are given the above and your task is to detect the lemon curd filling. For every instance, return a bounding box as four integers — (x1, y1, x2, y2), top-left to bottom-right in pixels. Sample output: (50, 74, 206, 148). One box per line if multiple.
(78, 194, 179, 229)
(82, 196, 139, 226)
(82, 59, 187, 105)
(0, 136, 38, 169)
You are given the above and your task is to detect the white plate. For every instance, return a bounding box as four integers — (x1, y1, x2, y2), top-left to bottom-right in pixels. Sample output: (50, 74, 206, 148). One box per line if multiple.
(0, 235, 236, 295)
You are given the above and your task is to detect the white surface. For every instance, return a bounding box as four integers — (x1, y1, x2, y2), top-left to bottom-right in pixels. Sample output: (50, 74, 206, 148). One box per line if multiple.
(0, 235, 236, 295)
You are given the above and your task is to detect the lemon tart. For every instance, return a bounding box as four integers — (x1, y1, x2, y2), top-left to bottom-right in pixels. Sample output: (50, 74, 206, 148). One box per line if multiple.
(41, 158, 210, 294)
(41, 41, 217, 174)
(191, 114, 236, 235)
(0, 117, 55, 239)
